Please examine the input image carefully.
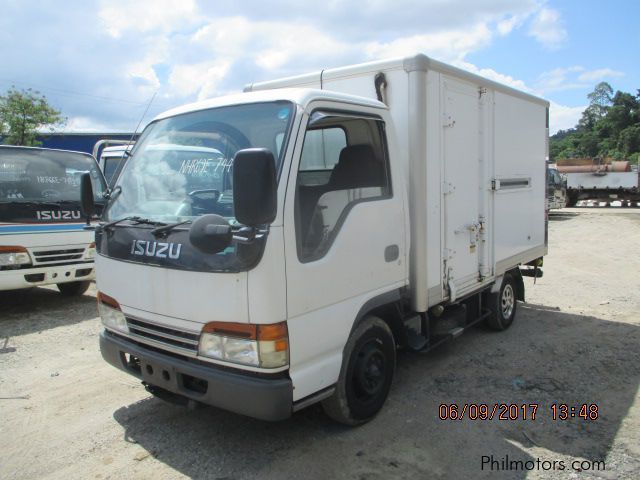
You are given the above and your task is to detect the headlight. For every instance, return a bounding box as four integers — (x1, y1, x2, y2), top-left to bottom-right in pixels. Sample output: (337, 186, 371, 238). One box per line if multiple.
(84, 242, 96, 260)
(199, 321, 288, 369)
(97, 291, 128, 334)
(0, 246, 32, 267)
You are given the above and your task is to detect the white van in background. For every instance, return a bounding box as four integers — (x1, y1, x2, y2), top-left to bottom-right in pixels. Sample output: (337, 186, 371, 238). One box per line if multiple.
(92, 140, 133, 188)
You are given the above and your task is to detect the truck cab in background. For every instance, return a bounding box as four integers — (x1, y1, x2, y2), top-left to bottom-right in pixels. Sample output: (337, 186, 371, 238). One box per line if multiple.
(547, 164, 567, 209)
(92, 140, 134, 188)
(0, 146, 106, 294)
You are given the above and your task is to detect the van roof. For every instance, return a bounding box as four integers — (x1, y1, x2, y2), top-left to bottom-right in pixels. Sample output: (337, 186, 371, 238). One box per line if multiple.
(152, 88, 387, 122)
(247, 53, 549, 108)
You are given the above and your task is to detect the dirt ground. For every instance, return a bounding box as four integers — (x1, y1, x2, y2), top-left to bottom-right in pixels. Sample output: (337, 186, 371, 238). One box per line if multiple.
(1, 208, 639, 479)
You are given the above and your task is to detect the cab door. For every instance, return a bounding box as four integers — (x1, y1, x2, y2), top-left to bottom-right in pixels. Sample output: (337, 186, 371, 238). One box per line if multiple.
(282, 105, 406, 400)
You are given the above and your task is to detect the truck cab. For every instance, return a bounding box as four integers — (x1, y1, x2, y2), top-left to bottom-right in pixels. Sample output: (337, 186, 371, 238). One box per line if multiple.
(546, 165, 567, 209)
(0, 146, 106, 294)
(96, 89, 405, 421)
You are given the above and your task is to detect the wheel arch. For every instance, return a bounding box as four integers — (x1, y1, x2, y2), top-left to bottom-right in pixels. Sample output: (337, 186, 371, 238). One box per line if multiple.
(510, 267, 525, 302)
(350, 288, 405, 347)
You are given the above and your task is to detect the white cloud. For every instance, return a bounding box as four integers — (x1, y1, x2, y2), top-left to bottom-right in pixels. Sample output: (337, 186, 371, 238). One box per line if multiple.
(536, 66, 625, 94)
(64, 116, 113, 133)
(125, 36, 171, 93)
(527, 7, 567, 49)
(364, 24, 493, 63)
(168, 61, 231, 100)
(1, 0, 595, 133)
(548, 102, 585, 134)
(536, 66, 584, 92)
(191, 17, 350, 73)
(497, 11, 532, 36)
(577, 68, 624, 83)
(98, 0, 200, 38)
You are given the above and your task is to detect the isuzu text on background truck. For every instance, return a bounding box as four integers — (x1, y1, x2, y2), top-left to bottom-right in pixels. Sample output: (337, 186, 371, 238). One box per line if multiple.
(0, 146, 106, 294)
(82, 54, 548, 424)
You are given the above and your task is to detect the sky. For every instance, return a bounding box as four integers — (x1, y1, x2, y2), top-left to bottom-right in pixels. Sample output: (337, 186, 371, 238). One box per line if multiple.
(0, 0, 637, 135)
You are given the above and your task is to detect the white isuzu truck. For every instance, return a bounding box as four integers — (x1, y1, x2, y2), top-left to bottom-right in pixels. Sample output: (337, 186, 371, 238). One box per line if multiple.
(0, 146, 106, 294)
(85, 54, 548, 424)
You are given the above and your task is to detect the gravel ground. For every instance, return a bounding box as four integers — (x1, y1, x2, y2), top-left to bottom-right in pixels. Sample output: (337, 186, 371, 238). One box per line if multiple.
(1, 208, 639, 479)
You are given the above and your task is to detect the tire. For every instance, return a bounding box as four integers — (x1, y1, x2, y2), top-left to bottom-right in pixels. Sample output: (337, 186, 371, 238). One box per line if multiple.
(322, 316, 396, 426)
(57, 280, 91, 296)
(485, 273, 517, 331)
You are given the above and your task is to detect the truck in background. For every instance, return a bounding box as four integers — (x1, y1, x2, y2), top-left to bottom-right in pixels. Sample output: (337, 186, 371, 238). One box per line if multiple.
(558, 158, 639, 207)
(85, 54, 548, 424)
(0, 146, 107, 294)
(92, 140, 133, 188)
(547, 163, 567, 209)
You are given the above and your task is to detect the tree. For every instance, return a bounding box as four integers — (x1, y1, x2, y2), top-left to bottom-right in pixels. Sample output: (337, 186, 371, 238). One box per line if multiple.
(551, 83, 640, 164)
(0, 87, 65, 146)
(578, 82, 613, 130)
(587, 82, 614, 113)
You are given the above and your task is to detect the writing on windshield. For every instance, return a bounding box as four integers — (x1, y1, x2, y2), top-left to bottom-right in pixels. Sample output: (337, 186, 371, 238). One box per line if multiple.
(0, 147, 105, 202)
(105, 101, 294, 223)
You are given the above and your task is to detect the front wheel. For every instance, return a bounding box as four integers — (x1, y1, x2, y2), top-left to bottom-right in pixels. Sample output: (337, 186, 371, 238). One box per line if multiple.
(322, 316, 396, 425)
(57, 280, 91, 296)
(485, 273, 517, 331)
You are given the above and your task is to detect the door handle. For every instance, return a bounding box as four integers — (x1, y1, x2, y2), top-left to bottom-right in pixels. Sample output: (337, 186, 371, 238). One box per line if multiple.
(384, 245, 399, 262)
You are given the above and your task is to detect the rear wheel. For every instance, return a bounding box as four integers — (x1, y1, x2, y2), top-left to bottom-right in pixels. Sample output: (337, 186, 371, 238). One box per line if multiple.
(485, 273, 517, 331)
(322, 316, 396, 426)
(57, 280, 91, 296)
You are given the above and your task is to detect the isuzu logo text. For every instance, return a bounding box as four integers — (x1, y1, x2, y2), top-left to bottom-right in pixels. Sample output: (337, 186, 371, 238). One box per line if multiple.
(36, 210, 82, 220)
(131, 240, 182, 259)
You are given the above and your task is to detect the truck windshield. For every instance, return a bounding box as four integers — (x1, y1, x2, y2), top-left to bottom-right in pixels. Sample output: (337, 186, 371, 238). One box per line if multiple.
(0, 146, 106, 204)
(102, 149, 129, 188)
(547, 168, 562, 187)
(104, 101, 294, 224)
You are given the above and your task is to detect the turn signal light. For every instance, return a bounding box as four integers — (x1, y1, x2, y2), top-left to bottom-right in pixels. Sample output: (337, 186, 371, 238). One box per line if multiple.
(97, 291, 121, 310)
(0, 246, 28, 253)
(97, 291, 128, 334)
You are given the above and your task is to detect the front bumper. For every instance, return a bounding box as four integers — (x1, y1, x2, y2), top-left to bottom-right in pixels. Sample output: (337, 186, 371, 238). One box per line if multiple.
(100, 330, 293, 421)
(0, 263, 94, 291)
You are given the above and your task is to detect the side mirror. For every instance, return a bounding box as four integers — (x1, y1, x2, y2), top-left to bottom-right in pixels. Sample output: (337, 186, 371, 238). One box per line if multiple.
(233, 148, 277, 226)
(80, 172, 95, 225)
(189, 214, 232, 254)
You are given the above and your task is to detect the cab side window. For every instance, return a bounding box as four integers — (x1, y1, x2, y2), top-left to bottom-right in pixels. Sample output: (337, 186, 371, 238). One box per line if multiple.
(295, 112, 391, 261)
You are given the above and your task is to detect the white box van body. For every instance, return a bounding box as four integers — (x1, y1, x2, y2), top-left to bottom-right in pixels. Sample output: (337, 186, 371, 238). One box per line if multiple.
(95, 54, 548, 423)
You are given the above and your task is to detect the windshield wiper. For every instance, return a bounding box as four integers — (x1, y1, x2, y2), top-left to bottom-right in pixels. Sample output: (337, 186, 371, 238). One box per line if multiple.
(151, 220, 191, 237)
(99, 216, 166, 232)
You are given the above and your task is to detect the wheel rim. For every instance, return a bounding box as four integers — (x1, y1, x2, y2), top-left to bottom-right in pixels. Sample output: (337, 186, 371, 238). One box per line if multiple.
(501, 284, 515, 318)
(352, 340, 386, 399)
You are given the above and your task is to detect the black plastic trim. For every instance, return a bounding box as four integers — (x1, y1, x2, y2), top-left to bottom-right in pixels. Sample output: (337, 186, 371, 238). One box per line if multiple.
(100, 330, 293, 421)
(350, 288, 404, 335)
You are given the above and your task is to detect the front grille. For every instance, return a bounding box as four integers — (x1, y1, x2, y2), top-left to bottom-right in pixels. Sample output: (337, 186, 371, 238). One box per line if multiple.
(126, 317, 199, 355)
(32, 248, 84, 265)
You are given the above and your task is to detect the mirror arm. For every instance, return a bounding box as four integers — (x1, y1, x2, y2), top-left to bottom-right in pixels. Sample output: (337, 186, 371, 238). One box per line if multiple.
(232, 226, 269, 244)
